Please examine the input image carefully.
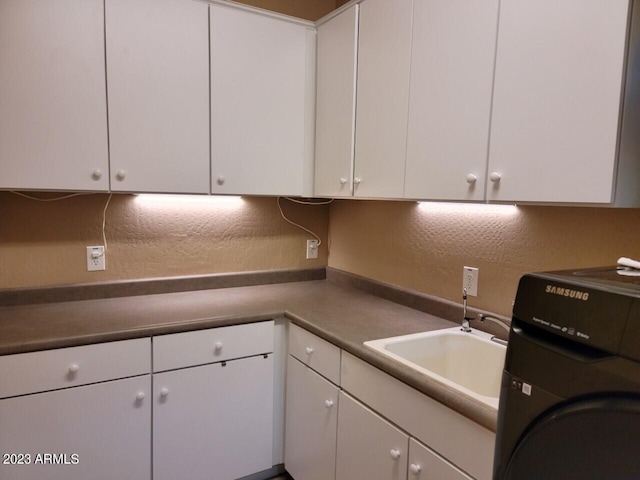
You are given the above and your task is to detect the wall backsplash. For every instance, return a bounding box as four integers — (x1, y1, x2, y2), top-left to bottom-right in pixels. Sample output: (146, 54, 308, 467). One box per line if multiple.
(0, 193, 329, 289)
(327, 200, 640, 316)
(234, 0, 338, 20)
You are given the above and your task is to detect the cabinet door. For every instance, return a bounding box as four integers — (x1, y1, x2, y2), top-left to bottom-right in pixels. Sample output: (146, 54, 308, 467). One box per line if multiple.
(106, 0, 209, 193)
(336, 392, 409, 480)
(154, 355, 274, 480)
(284, 356, 339, 480)
(408, 438, 472, 480)
(0, 376, 151, 480)
(211, 5, 311, 196)
(314, 5, 359, 198)
(488, 0, 629, 203)
(353, 0, 413, 198)
(404, 0, 499, 201)
(0, 0, 109, 191)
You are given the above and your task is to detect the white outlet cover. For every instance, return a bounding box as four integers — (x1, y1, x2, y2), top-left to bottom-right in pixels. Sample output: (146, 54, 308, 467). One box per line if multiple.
(306, 239, 319, 260)
(463, 266, 478, 296)
(87, 246, 106, 271)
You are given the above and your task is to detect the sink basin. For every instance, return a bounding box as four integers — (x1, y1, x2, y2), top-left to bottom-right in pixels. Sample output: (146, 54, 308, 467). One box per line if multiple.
(364, 327, 506, 409)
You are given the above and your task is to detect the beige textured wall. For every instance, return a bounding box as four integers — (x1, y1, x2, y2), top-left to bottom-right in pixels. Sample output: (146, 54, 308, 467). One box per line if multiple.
(0, 193, 329, 289)
(328, 200, 640, 316)
(234, 0, 337, 20)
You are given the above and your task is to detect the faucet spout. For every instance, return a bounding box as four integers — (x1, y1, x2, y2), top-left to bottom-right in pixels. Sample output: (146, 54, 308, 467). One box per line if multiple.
(476, 313, 511, 332)
(461, 288, 474, 332)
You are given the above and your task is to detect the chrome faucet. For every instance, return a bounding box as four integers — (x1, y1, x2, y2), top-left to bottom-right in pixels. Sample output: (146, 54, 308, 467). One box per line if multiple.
(461, 288, 474, 332)
(476, 313, 511, 332)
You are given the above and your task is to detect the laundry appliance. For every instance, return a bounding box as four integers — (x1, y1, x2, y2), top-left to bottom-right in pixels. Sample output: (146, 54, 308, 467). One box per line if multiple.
(494, 267, 640, 479)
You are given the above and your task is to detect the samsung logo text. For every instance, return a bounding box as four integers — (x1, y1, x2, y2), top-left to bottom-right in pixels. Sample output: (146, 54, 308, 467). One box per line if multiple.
(545, 285, 589, 301)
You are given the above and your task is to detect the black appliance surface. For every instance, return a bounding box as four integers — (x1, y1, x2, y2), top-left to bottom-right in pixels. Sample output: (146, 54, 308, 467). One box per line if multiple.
(493, 266, 640, 480)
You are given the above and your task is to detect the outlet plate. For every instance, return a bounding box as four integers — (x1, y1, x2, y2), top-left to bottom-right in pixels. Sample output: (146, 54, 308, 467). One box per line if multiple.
(306, 239, 319, 260)
(87, 246, 106, 271)
(463, 266, 478, 296)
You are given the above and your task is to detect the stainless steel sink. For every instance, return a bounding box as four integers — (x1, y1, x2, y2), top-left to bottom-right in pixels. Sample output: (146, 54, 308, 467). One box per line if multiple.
(364, 327, 506, 409)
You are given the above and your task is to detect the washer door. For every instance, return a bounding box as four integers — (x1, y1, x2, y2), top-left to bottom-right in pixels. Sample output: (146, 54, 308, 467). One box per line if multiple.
(504, 395, 640, 480)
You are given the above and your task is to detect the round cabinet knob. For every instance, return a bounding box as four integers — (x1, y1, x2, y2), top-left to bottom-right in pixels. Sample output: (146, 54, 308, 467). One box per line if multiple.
(466, 174, 477, 184)
(305, 346, 314, 355)
(353, 177, 362, 185)
(216, 176, 225, 186)
(409, 464, 422, 475)
(68, 364, 80, 374)
(214, 341, 223, 352)
(489, 172, 502, 183)
(136, 391, 145, 401)
(159, 387, 169, 398)
(325, 399, 334, 409)
(92, 169, 103, 180)
(116, 170, 126, 181)
(390, 449, 401, 460)
(339, 177, 348, 185)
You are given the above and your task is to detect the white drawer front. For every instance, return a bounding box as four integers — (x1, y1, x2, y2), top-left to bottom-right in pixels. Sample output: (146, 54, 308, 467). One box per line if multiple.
(0, 338, 151, 399)
(289, 323, 341, 385)
(409, 438, 473, 480)
(153, 320, 274, 372)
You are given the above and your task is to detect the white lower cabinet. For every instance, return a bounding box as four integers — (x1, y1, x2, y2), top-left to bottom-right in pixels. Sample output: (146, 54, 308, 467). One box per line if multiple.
(284, 328, 493, 480)
(0, 339, 151, 480)
(341, 351, 494, 480)
(0, 376, 151, 480)
(336, 392, 409, 480)
(152, 320, 275, 480)
(153, 355, 274, 480)
(284, 356, 339, 480)
(408, 438, 472, 480)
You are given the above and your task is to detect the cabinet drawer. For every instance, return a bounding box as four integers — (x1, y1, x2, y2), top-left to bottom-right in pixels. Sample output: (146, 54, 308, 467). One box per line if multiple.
(0, 338, 151, 399)
(289, 323, 341, 385)
(153, 320, 274, 372)
(409, 438, 472, 480)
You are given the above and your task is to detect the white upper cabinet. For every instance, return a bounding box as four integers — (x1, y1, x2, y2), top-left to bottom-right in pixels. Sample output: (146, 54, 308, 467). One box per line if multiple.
(106, 0, 210, 194)
(314, 5, 359, 198)
(353, 0, 413, 198)
(210, 5, 314, 196)
(404, 0, 500, 202)
(487, 0, 630, 203)
(0, 0, 109, 191)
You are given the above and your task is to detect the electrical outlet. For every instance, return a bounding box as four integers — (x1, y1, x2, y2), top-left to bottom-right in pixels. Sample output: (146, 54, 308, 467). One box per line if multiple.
(306, 239, 319, 260)
(463, 266, 478, 296)
(87, 246, 106, 271)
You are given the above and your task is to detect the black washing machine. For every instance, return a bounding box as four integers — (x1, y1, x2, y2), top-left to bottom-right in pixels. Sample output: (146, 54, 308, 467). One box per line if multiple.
(493, 267, 640, 480)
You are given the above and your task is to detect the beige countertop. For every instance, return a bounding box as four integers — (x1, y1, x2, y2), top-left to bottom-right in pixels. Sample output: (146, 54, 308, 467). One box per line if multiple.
(0, 278, 498, 431)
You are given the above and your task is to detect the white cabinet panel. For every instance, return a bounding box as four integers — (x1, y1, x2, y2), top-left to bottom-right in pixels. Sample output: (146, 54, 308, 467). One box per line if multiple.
(0, 338, 151, 399)
(488, 0, 629, 203)
(288, 323, 341, 385)
(405, 0, 499, 201)
(353, 0, 413, 198)
(336, 392, 409, 480)
(314, 5, 359, 197)
(409, 438, 473, 480)
(210, 5, 312, 196)
(153, 355, 274, 480)
(0, 0, 109, 191)
(341, 351, 494, 480)
(0, 375, 151, 480)
(284, 356, 339, 480)
(106, 0, 210, 193)
(153, 320, 274, 373)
